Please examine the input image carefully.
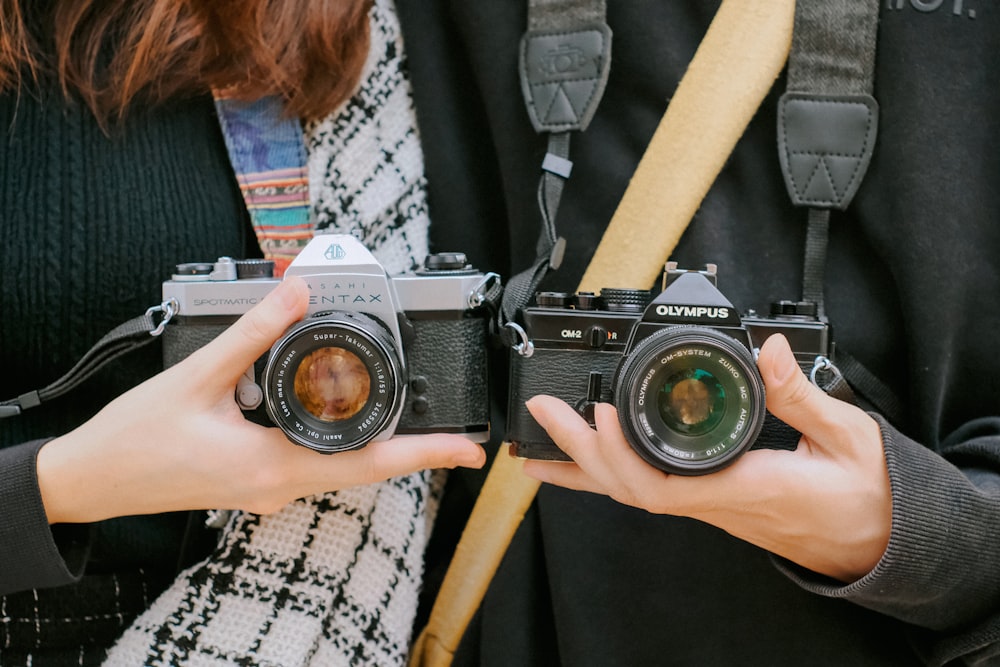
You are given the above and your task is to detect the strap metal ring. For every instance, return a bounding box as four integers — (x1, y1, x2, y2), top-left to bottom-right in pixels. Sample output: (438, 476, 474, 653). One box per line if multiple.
(505, 322, 535, 358)
(469, 272, 501, 308)
(146, 298, 179, 337)
(809, 355, 837, 386)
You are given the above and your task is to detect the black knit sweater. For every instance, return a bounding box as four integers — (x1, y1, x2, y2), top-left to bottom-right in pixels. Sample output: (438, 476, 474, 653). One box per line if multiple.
(0, 83, 256, 627)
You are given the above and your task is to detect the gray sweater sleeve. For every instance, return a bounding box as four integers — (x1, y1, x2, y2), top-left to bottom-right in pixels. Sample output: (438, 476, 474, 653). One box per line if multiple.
(775, 415, 1000, 666)
(0, 439, 90, 595)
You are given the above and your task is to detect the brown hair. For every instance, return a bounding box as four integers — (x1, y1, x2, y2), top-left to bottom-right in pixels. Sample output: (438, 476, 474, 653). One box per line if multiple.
(0, 0, 373, 123)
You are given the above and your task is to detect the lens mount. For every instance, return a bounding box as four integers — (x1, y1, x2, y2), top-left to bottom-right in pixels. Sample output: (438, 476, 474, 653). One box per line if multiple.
(262, 312, 404, 453)
(613, 325, 766, 475)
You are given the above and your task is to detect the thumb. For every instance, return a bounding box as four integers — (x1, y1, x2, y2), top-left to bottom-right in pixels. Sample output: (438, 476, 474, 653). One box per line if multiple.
(757, 333, 842, 435)
(191, 276, 310, 374)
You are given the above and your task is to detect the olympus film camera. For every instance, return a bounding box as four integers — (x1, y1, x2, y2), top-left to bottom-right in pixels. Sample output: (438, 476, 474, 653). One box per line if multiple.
(162, 234, 501, 453)
(507, 263, 832, 475)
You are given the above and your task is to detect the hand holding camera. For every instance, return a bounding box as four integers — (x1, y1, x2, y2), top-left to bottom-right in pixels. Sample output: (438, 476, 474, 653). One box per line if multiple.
(34, 238, 489, 525)
(520, 326, 892, 583)
(508, 263, 891, 581)
(162, 233, 499, 453)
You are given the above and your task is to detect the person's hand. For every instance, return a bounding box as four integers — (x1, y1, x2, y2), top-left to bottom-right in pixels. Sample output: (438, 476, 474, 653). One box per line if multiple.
(521, 334, 891, 582)
(37, 277, 486, 524)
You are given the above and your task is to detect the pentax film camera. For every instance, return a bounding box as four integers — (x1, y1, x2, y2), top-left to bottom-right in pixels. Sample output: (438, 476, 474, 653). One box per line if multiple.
(506, 263, 832, 475)
(161, 234, 501, 454)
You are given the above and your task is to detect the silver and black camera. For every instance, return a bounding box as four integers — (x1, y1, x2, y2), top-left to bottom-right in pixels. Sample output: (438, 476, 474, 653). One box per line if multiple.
(506, 263, 832, 475)
(162, 234, 501, 453)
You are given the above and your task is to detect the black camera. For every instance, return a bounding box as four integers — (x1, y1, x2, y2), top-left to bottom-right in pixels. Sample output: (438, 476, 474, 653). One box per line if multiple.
(162, 234, 501, 454)
(506, 263, 832, 475)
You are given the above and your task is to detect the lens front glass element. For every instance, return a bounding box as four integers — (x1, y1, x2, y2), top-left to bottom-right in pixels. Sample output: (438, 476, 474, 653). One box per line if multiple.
(293, 347, 371, 422)
(615, 327, 765, 475)
(657, 369, 726, 437)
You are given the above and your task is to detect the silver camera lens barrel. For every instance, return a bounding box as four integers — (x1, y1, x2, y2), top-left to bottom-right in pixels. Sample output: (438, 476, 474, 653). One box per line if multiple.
(262, 312, 405, 454)
(613, 325, 766, 475)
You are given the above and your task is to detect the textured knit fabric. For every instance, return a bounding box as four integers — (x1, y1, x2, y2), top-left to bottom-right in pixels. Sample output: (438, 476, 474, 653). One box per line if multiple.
(0, 441, 86, 590)
(397, 1, 1000, 666)
(105, 472, 445, 667)
(305, 9, 431, 278)
(0, 82, 255, 664)
(103, 1, 439, 665)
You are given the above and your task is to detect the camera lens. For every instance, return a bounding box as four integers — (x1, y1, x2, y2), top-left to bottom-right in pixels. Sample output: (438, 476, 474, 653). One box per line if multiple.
(613, 325, 766, 475)
(262, 312, 404, 453)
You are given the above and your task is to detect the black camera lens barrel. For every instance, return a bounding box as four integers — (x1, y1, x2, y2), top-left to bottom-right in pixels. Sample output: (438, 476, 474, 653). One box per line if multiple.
(613, 325, 766, 475)
(261, 311, 405, 454)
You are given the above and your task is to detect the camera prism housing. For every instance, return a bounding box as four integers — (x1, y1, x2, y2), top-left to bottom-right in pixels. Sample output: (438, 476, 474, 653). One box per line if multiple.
(507, 264, 831, 475)
(162, 234, 500, 454)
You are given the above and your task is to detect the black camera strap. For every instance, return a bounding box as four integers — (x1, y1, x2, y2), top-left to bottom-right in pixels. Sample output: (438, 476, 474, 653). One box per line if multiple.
(499, 0, 612, 332)
(0, 302, 176, 418)
(778, 0, 879, 318)
(777, 0, 904, 424)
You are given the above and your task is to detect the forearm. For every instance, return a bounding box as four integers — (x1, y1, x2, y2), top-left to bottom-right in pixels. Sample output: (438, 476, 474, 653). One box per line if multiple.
(0, 440, 91, 595)
(777, 415, 1000, 664)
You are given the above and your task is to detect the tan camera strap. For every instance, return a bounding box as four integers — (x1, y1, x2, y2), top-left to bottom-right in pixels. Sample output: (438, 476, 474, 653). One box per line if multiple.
(409, 2, 794, 665)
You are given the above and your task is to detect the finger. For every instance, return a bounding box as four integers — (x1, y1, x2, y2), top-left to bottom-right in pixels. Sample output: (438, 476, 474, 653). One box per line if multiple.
(523, 395, 600, 462)
(522, 395, 615, 481)
(526, 397, 677, 511)
(522, 459, 609, 496)
(191, 276, 310, 376)
(334, 433, 487, 485)
(589, 401, 671, 482)
(757, 333, 858, 438)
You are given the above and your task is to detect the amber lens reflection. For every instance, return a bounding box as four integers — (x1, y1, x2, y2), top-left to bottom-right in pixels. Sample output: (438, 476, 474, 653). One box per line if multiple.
(293, 347, 371, 422)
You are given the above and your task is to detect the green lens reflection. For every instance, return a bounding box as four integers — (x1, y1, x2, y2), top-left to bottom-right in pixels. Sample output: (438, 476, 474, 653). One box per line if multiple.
(656, 368, 726, 437)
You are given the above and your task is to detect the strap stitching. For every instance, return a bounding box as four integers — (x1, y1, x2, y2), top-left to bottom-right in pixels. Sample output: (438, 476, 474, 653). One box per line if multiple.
(780, 99, 876, 204)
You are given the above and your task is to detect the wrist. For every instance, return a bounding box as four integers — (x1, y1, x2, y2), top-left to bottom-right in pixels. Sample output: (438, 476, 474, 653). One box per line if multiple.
(36, 432, 114, 524)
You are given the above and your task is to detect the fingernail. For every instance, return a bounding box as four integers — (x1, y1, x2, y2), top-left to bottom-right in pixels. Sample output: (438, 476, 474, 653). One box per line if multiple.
(275, 277, 305, 311)
(454, 446, 485, 468)
(525, 396, 549, 428)
(769, 334, 798, 383)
